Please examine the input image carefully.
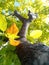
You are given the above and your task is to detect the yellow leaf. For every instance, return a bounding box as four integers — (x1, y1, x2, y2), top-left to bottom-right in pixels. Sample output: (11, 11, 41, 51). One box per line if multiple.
(9, 39, 20, 46)
(30, 30, 42, 39)
(5, 33, 20, 39)
(0, 14, 7, 31)
(6, 23, 19, 35)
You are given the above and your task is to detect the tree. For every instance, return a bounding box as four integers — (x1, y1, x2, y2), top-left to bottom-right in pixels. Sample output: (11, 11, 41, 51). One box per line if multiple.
(0, 0, 49, 65)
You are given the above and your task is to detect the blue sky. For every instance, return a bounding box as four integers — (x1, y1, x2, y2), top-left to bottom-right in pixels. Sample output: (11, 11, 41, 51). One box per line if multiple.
(14, 0, 35, 7)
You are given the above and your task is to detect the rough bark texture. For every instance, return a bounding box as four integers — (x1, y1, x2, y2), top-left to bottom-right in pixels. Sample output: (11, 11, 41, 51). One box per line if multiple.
(16, 42, 49, 65)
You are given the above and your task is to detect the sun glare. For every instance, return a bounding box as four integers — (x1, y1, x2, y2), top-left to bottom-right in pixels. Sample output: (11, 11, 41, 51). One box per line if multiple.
(42, 0, 49, 6)
(45, 15, 49, 24)
(42, 0, 46, 3)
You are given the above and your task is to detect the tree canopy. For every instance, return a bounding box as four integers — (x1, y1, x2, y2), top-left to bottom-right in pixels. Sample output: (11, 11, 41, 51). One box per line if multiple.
(0, 0, 49, 65)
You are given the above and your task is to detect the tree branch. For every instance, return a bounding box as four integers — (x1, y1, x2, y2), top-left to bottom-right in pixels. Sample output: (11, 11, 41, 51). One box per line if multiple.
(13, 10, 27, 22)
(13, 10, 37, 22)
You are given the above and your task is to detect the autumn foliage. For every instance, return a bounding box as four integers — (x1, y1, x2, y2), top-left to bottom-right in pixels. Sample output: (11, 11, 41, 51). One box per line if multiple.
(0, 0, 49, 65)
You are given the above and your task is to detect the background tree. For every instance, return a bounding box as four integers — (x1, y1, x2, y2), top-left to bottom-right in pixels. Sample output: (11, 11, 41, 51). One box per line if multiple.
(0, 0, 49, 65)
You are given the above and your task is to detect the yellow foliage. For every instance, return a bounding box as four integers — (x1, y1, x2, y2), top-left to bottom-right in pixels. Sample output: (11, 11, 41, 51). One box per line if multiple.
(5, 33, 20, 39)
(0, 14, 7, 31)
(6, 23, 19, 35)
(18, 0, 23, 2)
(0, 7, 2, 13)
(9, 39, 20, 46)
(30, 30, 42, 39)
